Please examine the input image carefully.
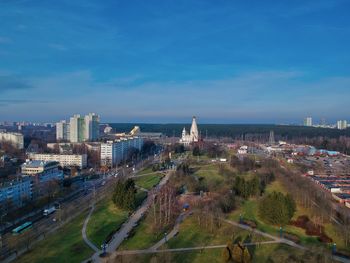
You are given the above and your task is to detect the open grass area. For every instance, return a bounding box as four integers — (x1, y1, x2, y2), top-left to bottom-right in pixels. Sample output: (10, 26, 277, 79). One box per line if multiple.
(16, 212, 93, 263)
(134, 173, 163, 190)
(116, 243, 326, 263)
(87, 199, 128, 247)
(119, 208, 166, 250)
(167, 216, 268, 250)
(137, 167, 155, 175)
(160, 243, 323, 263)
(228, 180, 326, 247)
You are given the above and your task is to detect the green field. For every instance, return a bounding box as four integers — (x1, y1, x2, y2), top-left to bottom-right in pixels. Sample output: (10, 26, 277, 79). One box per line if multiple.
(134, 173, 163, 190)
(119, 206, 169, 250)
(167, 216, 267, 249)
(87, 199, 128, 247)
(228, 180, 325, 246)
(16, 212, 93, 263)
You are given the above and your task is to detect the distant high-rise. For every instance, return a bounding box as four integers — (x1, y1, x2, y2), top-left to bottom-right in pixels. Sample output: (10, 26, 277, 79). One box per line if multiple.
(56, 120, 70, 141)
(337, 120, 348, 130)
(69, 114, 85, 143)
(269, 130, 275, 145)
(304, 117, 312, 127)
(84, 113, 100, 141)
(66, 113, 100, 142)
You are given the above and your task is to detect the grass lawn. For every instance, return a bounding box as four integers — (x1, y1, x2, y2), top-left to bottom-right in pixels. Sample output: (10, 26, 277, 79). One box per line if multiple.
(134, 173, 163, 190)
(228, 180, 325, 246)
(167, 216, 268, 250)
(87, 199, 128, 247)
(16, 212, 93, 263)
(119, 211, 164, 250)
(137, 167, 155, 175)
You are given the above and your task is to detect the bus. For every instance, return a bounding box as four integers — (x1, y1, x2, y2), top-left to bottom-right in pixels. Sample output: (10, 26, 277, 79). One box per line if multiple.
(12, 221, 32, 235)
(43, 207, 56, 216)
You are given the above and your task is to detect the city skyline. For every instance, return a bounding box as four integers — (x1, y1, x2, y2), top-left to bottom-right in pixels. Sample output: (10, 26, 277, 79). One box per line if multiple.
(1, 0, 350, 123)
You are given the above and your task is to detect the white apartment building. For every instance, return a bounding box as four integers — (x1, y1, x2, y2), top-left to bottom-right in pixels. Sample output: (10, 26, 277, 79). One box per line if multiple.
(337, 120, 348, 130)
(56, 120, 70, 141)
(100, 137, 143, 167)
(0, 131, 24, 149)
(62, 113, 100, 143)
(304, 117, 313, 127)
(84, 113, 100, 141)
(28, 153, 87, 168)
(69, 114, 85, 143)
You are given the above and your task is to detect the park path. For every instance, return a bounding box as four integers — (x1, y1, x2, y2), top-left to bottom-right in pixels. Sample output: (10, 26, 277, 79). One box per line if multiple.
(82, 204, 99, 253)
(223, 219, 305, 250)
(149, 212, 189, 251)
(89, 170, 172, 262)
(112, 241, 280, 256)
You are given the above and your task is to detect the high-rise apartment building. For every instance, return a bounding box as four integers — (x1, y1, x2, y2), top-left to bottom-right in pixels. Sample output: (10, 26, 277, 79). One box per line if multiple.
(59, 113, 100, 143)
(337, 120, 348, 130)
(304, 117, 313, 127)
(84, 113, 100, 141)
(69, 114, 85, 143)
(56, 120, 70, 141)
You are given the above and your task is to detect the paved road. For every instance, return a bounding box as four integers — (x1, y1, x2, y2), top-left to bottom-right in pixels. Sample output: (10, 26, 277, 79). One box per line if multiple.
(82, 204, 99, 252)
(90, 171, 172, 262)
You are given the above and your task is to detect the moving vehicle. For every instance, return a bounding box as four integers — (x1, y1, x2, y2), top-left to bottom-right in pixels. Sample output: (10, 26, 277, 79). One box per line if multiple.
(12, 221, 32, 235)
(43, 207, 56, 216)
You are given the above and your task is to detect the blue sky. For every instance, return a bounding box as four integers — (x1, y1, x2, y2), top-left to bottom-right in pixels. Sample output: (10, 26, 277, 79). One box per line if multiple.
(0, 0, 350, 123)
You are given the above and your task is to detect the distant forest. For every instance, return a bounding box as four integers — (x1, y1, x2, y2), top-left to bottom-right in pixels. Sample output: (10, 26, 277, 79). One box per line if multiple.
(109, 123, 350, 140)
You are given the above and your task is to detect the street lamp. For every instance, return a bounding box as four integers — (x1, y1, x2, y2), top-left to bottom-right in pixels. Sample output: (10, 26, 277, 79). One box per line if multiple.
(101, 242, 108, 256)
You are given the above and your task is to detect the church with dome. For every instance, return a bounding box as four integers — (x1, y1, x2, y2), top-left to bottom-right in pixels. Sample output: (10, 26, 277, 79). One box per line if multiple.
(179, 116, 199, 145)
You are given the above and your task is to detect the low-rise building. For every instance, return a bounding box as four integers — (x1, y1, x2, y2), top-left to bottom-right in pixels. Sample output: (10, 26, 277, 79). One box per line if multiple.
(0, 178, 33, 208)
(28, 153, 87, 169)
(0, 131, 24, 149)
(21, 160, 63, 196)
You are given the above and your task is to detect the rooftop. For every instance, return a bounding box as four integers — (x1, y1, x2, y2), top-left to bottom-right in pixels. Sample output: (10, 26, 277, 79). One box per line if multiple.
(21, 160, 59, 169)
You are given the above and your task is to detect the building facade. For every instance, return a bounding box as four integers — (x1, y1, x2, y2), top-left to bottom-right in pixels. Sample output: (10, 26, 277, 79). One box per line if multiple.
(337, 120, 348, 130)
(84, 113, 100, 141)
(0, 131, 24, 149)
(0, 178, 33, 208)
(100, 137, 143, 167)
(28, 153, 87, 168)
(304, 117, 313, 127)
(69, 114, 85, 143)
(59, 113, 100, 143)
(56, 120, 70, 141)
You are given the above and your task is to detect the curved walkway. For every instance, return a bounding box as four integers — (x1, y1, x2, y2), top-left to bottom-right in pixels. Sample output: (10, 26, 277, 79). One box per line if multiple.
(82, 204, 100, 253)
(89, 171, 172, 262)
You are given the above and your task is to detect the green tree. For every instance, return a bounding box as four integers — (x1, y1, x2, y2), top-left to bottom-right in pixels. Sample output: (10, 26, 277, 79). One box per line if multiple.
(112, 179, 137, 210)
(258, 191, 296, 225)
(192, 146, 201, 156)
